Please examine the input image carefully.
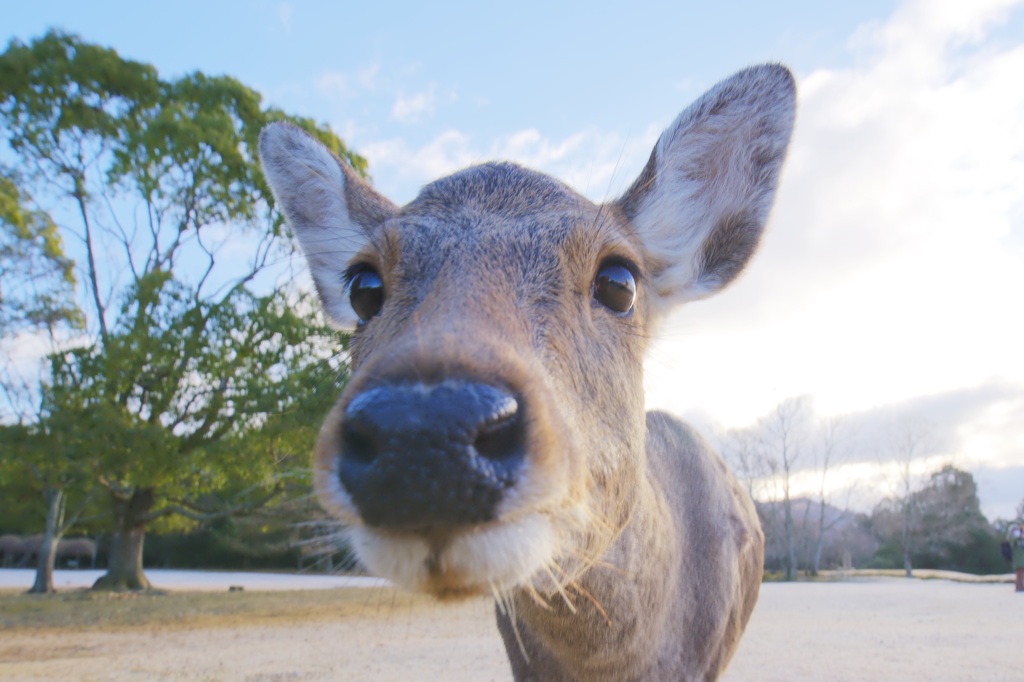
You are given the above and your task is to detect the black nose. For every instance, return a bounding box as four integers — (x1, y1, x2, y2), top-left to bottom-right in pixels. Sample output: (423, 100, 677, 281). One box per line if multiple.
(338, 381, 526, 532)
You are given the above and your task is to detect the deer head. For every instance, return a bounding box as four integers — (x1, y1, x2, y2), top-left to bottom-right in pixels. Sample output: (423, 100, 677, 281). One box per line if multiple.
(259, 64, 795, 601)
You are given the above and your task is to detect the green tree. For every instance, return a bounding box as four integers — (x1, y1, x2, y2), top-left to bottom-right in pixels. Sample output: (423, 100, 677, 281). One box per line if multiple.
(871, 465, 999, 574)
(0, 31, 361, 591)
(0, 403, 104, 592)
(194, 350, 350, 573)
(46, 277, 343, 590)
(0, 30, 362, 337)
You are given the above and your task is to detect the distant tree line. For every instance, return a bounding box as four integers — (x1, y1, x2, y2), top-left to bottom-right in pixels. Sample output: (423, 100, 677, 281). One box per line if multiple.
(721, 398, 1014, 579)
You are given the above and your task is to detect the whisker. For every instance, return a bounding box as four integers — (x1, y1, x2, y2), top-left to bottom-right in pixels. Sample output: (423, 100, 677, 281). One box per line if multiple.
(506, 590, 530, 663)
(522, 581, 552, 610)
(542, 562, 576, 614)
(568, 579, 612, 627)
(491, 581, 508, 617)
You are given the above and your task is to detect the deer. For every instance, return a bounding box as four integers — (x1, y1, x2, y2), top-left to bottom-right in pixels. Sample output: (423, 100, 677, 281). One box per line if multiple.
(259, 64, 796, 681)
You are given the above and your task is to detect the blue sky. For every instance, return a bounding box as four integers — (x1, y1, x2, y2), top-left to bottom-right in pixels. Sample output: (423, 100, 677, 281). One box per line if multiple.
(6, 0, 901, 201)
(6, 1, 1024, 518)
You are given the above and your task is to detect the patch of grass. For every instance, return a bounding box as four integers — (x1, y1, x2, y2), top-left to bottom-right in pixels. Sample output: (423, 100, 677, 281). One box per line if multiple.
(0, 586, 434, 632)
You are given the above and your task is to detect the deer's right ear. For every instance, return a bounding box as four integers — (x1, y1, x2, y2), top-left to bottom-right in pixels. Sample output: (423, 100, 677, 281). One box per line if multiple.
(259, 122, 397, 329)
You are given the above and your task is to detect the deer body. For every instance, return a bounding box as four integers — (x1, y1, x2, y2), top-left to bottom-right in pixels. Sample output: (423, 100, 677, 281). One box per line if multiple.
(260, 65, 795, 681)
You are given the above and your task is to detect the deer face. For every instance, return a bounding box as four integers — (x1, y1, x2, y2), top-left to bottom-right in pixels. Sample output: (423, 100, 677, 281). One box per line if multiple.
(260, 65, 795, 599)
(305, 165, 650, 598)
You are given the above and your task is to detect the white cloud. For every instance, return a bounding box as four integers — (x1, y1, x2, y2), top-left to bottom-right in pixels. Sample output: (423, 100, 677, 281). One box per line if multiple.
(0, 330, 52, 383)
(489, 127, 661, 199)
(645, 0, 1024, 423)
(361, 123, 661, 204)
(639, 0, 1024, 515)
(361, 130, 476, 189)
(693, 380, 1024, 516)
(390, 86, 437, 124)
(1, 328, 91, 423)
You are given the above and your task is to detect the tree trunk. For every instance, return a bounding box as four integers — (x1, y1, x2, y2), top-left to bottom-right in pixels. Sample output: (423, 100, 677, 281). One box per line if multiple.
(28, 485, 65, 594)
(811, 499, 827, 576)
(901, 502, 913, 578)
(783, 496, 797, 581)
(92, 488, 154, 591)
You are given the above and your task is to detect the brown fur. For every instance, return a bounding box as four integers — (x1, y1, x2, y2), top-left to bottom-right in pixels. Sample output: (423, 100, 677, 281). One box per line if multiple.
(259, 64, 796, 680)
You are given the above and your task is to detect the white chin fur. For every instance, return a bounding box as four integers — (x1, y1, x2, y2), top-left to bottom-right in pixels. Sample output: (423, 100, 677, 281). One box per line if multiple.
(350, 514, 555, 595)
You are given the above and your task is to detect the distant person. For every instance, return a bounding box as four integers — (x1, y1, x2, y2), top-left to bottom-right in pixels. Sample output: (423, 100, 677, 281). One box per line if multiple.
(1009, 523, 1024, 592)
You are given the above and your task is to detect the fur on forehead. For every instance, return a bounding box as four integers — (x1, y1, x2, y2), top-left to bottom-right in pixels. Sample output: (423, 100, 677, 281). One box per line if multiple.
(398, 163, 645, 267)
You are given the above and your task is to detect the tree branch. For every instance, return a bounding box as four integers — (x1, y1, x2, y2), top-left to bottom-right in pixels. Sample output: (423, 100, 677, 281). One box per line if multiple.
(143, 483, 283, 524)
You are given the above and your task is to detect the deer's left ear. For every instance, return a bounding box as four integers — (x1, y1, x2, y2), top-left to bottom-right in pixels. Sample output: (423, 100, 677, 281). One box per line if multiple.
(616, 64, 796, 316)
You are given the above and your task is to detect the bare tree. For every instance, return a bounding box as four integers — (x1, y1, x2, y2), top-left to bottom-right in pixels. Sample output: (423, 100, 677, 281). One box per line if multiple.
(880, 416, 935, 577)
(721, 419, 784, 572)
(807, 415, 855, 574)
(756, 397, 810, 580)
(721, 427, 769, 503)
(722, 400, 863, 577)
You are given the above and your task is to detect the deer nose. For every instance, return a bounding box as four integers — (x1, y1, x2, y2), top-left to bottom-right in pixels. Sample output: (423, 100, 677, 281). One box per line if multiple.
(338, 381, 526, 532)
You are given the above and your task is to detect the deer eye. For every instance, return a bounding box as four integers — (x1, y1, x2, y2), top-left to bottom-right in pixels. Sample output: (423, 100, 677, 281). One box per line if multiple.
(593, 261, 636, 314)
(348, 266, 385, 323)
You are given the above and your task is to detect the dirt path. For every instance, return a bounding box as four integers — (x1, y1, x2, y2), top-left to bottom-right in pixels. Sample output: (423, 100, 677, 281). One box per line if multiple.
(2, 578, 1019, 681)
(723, 579, 1017, 681)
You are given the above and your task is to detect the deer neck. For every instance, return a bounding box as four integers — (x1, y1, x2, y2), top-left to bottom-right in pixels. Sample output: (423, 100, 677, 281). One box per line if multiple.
(502, 463, 680, 680)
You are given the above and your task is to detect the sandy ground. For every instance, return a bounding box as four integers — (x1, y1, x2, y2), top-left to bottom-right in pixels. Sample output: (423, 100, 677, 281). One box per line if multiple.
(2, 571, 1021, 681)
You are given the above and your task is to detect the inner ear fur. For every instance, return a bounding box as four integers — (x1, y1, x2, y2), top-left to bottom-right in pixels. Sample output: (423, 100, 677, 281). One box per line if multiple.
(259, 122, 397, 329)
(616, 64, 796, 314)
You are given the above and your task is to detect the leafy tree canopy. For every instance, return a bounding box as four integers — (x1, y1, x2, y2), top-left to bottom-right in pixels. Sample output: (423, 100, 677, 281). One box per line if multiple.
(0, 30, 359, 588)
(0, 29, 365, 338)
(871, 465, 1000, 574)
